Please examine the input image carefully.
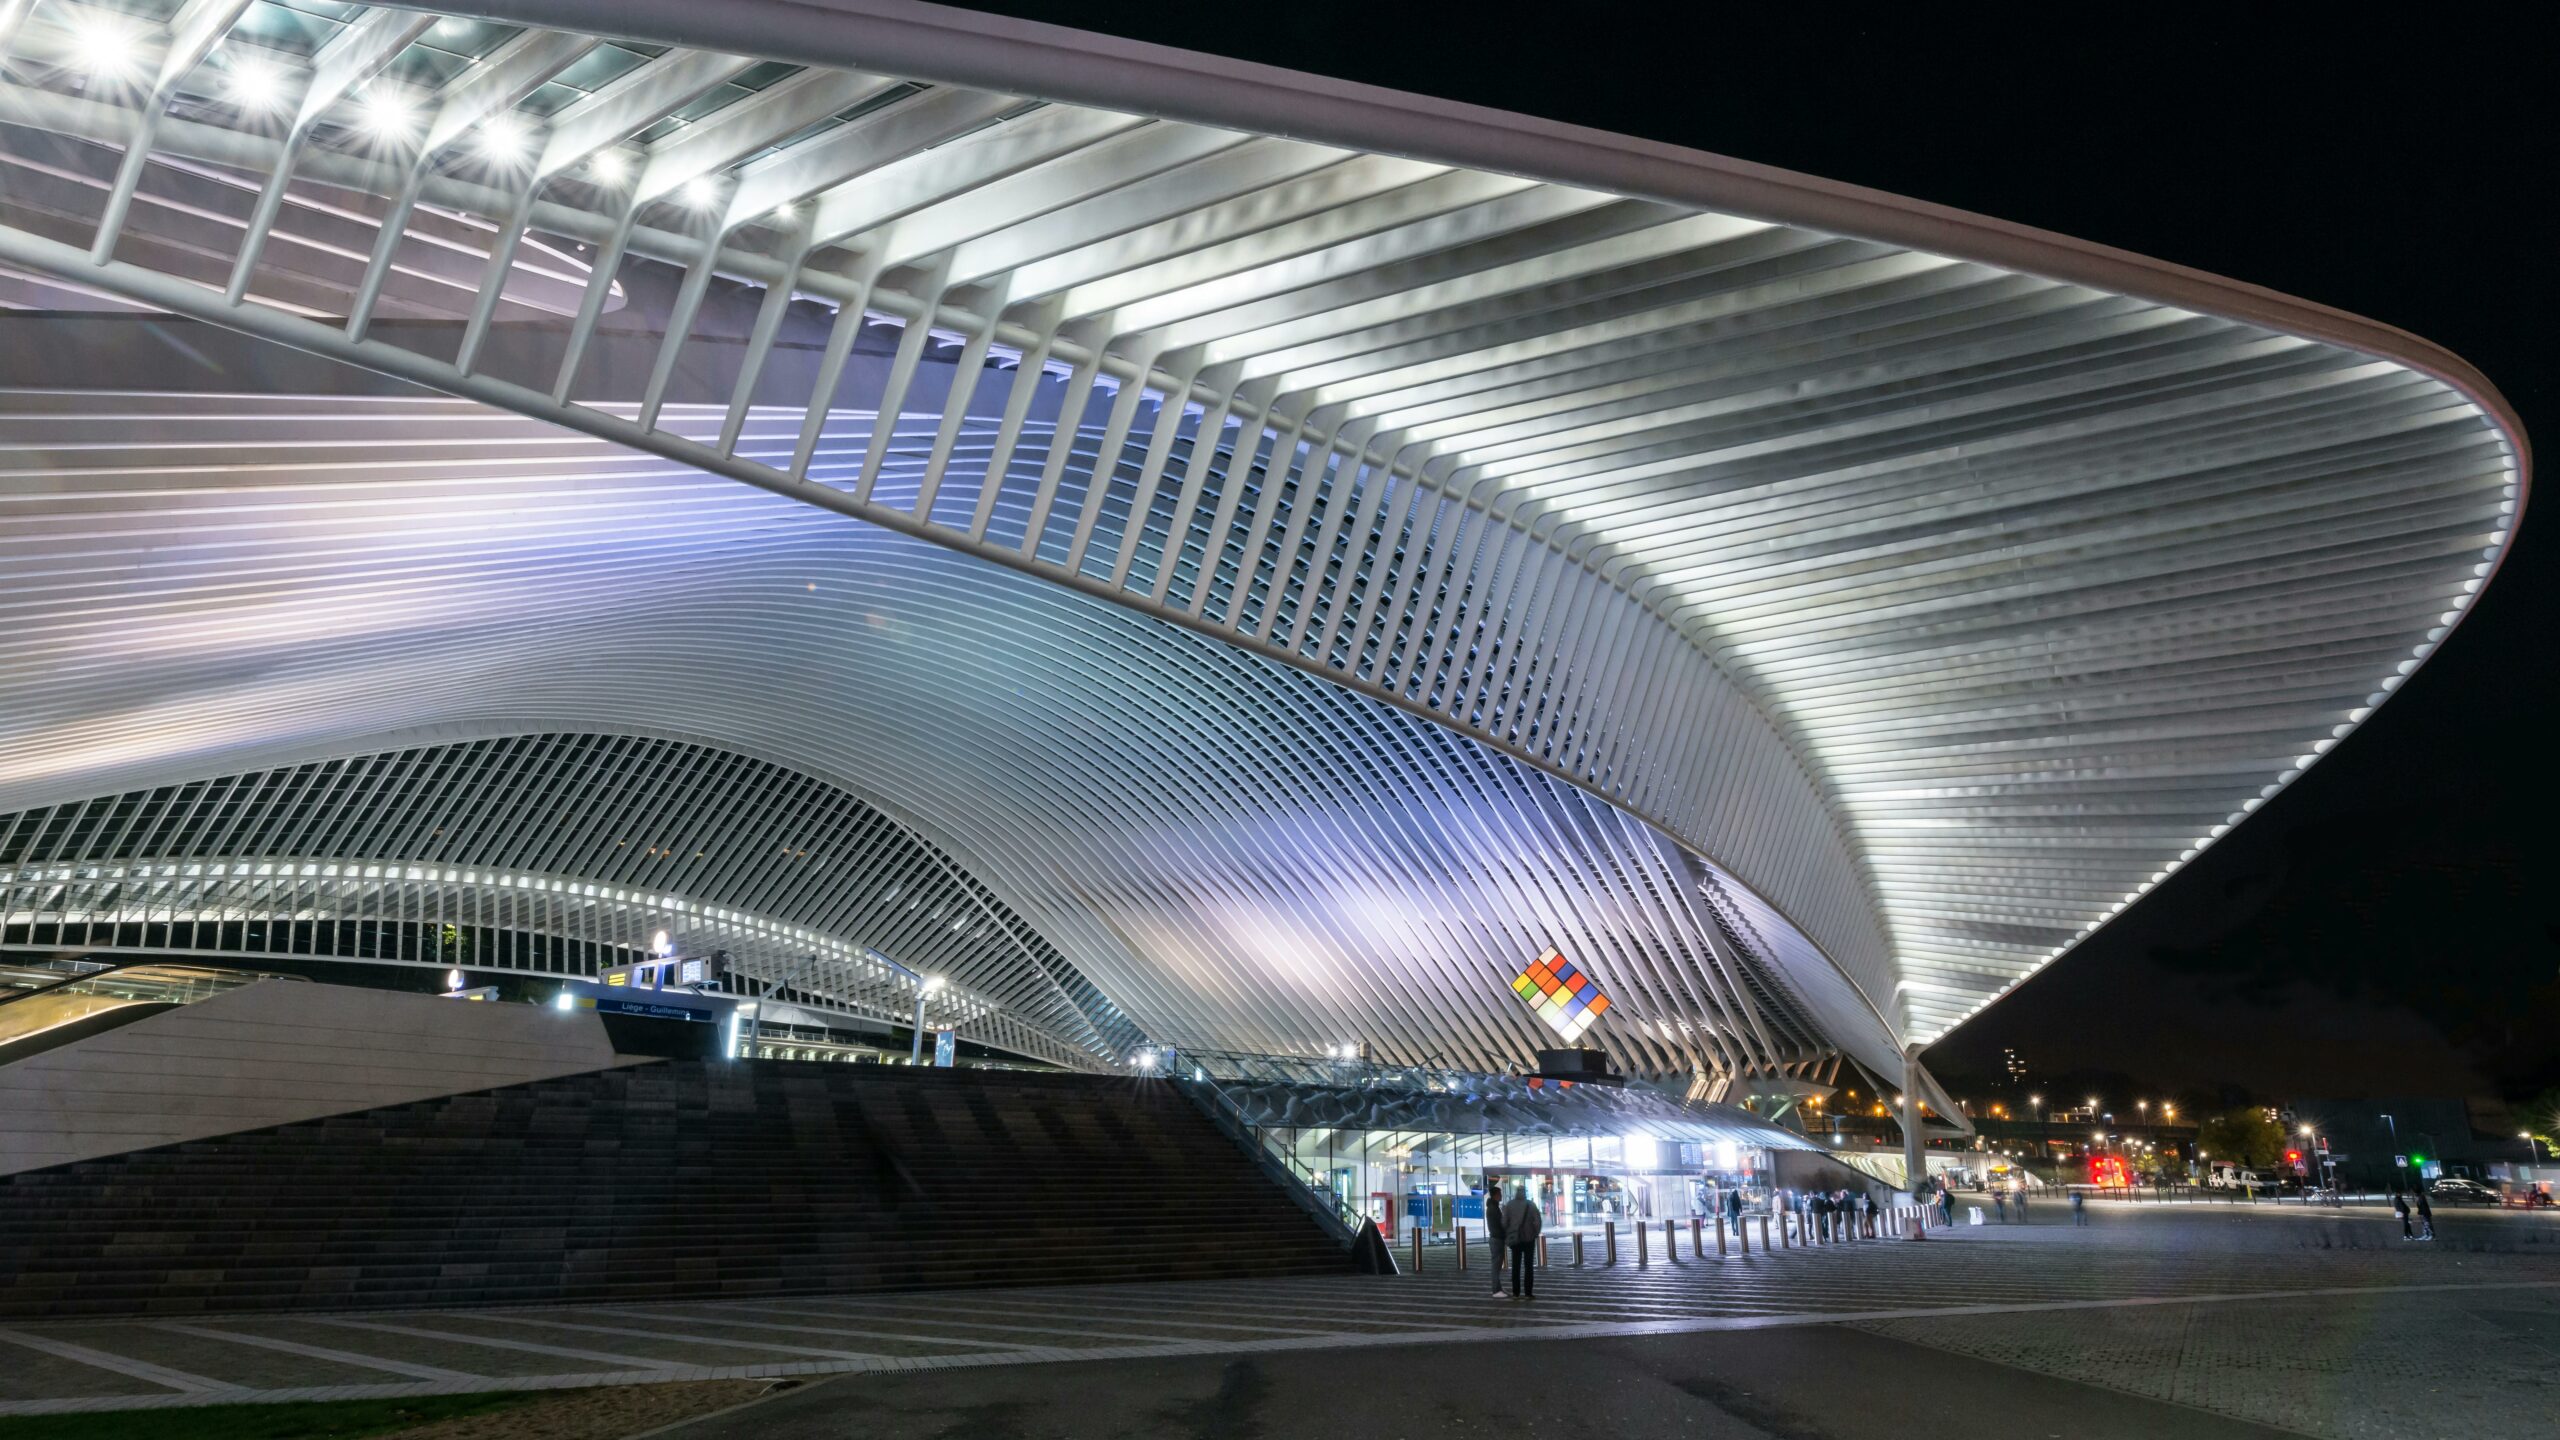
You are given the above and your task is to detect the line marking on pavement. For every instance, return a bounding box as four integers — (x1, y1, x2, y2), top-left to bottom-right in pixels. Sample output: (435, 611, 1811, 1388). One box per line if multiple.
(752, 1295, 1360, 1339)
(149, 1323, 478, 1381)
(0, 1327, 234, 1394)
(468, 1311, 901, 1363)
(632, 1305, 1067, 1350)
(305, 1316, 689, 1371)
(9, 1275, 2555, 1416)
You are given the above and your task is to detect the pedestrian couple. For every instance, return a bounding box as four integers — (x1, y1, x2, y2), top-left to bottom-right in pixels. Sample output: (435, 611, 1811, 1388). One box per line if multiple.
(2394, 1190, 2435, 1241)
(1484, 1182, 1542, 1299)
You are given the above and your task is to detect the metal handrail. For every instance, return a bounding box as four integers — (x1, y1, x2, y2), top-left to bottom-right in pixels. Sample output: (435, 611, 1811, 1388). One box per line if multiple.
(1173, 1070, 1368, 1244)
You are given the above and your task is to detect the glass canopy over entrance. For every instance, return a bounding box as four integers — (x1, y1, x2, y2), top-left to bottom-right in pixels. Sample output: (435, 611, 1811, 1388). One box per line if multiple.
(1179, 1050, 1819, 1238)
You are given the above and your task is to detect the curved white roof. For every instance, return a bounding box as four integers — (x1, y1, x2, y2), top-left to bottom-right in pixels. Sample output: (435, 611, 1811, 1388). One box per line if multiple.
(0, 1, 2525, 1084)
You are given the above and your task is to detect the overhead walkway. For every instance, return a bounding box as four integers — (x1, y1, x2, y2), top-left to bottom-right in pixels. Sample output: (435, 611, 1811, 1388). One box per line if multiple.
(0, 959, 287, 1066)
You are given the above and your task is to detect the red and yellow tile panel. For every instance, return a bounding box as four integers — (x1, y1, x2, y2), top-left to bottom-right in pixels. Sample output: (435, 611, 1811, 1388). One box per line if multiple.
(1511, 946, 1609, 1043)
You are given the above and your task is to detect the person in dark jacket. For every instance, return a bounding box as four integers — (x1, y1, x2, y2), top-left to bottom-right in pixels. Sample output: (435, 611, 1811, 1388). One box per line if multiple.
(1483, 1182, 1508, 1294)
(1500, 1187, 1542, 1299)
(1723, 1185, 1744, 1227)
(2394, 1191, 2414, 1239)
(2416, 1188, 2435, 1241)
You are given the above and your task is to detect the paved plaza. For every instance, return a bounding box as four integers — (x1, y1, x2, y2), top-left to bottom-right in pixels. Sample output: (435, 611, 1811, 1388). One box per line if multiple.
(0, 1205, 2552, 1436)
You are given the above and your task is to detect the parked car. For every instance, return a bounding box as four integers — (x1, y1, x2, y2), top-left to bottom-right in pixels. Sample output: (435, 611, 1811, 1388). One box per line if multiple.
(2427, 1177, 2500, 1206)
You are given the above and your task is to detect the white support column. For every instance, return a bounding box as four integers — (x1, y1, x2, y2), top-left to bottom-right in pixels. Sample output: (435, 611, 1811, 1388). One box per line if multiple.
(1901, 1050, 1927, 1198)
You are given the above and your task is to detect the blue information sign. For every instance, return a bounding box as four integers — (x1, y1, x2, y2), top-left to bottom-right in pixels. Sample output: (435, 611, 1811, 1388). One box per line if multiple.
(932, 1028, 956, 1067)
(593, 996, 714, 1023)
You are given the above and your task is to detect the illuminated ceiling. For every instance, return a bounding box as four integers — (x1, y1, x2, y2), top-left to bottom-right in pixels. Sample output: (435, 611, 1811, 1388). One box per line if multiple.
(0, 0, 2525, 1080)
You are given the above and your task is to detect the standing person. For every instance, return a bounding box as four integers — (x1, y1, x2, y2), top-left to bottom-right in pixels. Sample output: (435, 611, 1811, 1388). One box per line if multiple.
(2070, 1189, 2088, 1226)
(1501, 1184, 1542, 1300)
(2015, 1184, 2029, 1222)
(1938, 1182, 1955, 1228)
(1723, 1183, 1743, 1232)
(2416, 1188, 2435, 1241)
(2394, 1191, 2414, 1240)
(1482, 1182, 1509, 1295)
(1993, 1188, 2009, 1223)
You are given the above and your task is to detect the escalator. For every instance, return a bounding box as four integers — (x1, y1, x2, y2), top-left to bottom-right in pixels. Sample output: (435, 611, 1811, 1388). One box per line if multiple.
(0, 959, 292, 1067)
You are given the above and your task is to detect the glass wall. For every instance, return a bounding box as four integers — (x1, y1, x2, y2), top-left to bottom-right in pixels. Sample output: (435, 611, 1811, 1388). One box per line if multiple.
(1259, 1124, 1776, 1241)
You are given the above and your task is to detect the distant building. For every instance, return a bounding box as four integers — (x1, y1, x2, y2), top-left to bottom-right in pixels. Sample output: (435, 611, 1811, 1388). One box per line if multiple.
(2282, 1098, 2526, 1190)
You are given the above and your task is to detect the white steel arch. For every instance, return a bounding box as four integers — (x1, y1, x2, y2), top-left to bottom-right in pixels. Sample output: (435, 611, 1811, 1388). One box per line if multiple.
(0, 1, 2526, 1084)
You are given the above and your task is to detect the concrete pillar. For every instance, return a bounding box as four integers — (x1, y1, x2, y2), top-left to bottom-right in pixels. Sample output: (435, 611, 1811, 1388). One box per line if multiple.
(1900, 1050, 1927, 1199)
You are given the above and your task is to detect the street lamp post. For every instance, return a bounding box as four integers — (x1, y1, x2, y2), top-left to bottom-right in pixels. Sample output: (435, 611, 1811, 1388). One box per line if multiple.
(908, 974, 944, 1063)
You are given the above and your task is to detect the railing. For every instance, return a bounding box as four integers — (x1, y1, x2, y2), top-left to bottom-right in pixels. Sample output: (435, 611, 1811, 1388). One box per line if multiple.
(0, 961, 296, 1055)
(1172, 1070, 1368, 1247)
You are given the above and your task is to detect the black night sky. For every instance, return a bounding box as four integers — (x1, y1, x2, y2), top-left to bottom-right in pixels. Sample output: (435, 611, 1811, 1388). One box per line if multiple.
(964, 4, 2560, 1106)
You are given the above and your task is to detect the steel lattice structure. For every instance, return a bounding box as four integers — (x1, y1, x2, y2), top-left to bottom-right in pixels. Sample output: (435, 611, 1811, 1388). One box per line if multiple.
(0, 1, 2527, 1096)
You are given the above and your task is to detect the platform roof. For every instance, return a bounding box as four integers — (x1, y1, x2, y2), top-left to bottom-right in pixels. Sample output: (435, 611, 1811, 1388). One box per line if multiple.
(0, 1, 2526, 1087)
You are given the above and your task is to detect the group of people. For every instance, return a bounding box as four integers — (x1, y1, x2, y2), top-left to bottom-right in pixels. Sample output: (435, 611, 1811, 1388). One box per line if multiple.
(1481, 1181, 1545, 1299)
(1773, 1185, 1880, 1241)
(2393, 1189, 2437, 1240)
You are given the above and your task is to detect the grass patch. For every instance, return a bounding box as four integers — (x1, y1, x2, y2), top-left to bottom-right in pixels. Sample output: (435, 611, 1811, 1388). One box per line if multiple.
(0, 1391, 538, 1440)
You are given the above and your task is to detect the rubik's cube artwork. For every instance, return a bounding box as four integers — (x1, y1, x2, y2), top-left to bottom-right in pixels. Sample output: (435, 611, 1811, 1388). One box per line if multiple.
(1511, 946, 1610, 1043)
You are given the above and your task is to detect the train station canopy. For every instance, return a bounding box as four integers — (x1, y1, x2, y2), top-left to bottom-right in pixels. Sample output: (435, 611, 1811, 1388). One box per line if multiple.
(0, 2, 2527, 1091)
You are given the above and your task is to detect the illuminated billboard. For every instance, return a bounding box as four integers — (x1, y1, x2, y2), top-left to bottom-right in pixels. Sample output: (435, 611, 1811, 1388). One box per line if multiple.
(1512, 947, 1610, 1044)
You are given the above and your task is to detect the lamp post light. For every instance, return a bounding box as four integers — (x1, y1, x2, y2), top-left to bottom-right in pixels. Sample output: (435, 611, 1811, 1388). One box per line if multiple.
(908, 974, 944, 1063)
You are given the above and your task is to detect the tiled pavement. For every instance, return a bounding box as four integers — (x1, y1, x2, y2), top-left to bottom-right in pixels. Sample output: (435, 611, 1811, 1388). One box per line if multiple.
(1860, 1284, 2560, 1438)
(6, 1210, 2557, 1419)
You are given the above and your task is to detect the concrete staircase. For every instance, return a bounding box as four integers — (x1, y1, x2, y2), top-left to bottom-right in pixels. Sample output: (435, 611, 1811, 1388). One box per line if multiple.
(0, 1060, 1348, 1319)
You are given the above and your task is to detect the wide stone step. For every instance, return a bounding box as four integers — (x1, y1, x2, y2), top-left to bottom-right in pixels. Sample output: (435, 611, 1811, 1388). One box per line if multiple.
(0, 1059, 1348, 1318)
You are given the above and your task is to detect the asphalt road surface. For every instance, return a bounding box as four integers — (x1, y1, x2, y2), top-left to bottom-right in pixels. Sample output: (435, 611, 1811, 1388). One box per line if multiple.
(654, 1324, 2300, 1440)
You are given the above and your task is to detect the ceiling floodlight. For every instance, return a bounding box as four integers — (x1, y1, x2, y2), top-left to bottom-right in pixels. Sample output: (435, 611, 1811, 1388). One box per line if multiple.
(225, 55, 286, 113)
(1511, 946, 1610, 1045)
(359, 89, 416, 140)
(588, 149, 630, 186)
(69, 16, 137, 79)
(681, 174, 721, 208)
(476, 114, 530, 163)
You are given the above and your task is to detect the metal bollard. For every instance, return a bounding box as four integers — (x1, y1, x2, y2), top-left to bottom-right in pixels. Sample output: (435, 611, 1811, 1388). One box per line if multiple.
(1572, 1230, 1585, 1266)
(1690, 1216, 1703, 1258)
(1635, 1217, 1648, 1266)
(1716, 1214, 1729, 1255)
(1538, 1233, 1550, 1269)
(1756, 1213, 1770, 1251)
(1412, 1224, 1425, 1272)
(1604, 1220, 1618, 1266)
(1456, 1224, 1467, 1271)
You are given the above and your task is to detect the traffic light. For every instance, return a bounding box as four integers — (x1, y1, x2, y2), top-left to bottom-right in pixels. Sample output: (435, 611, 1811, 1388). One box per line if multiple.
(2285, 1148, 2304, 1168)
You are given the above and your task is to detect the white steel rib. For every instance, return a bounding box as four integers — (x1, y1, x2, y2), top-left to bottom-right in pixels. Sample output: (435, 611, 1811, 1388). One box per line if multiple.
(0, 1, 2526, 1086)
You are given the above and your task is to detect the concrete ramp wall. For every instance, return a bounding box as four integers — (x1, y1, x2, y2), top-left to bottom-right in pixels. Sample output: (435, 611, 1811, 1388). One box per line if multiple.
(0, 979, 638, 1175)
